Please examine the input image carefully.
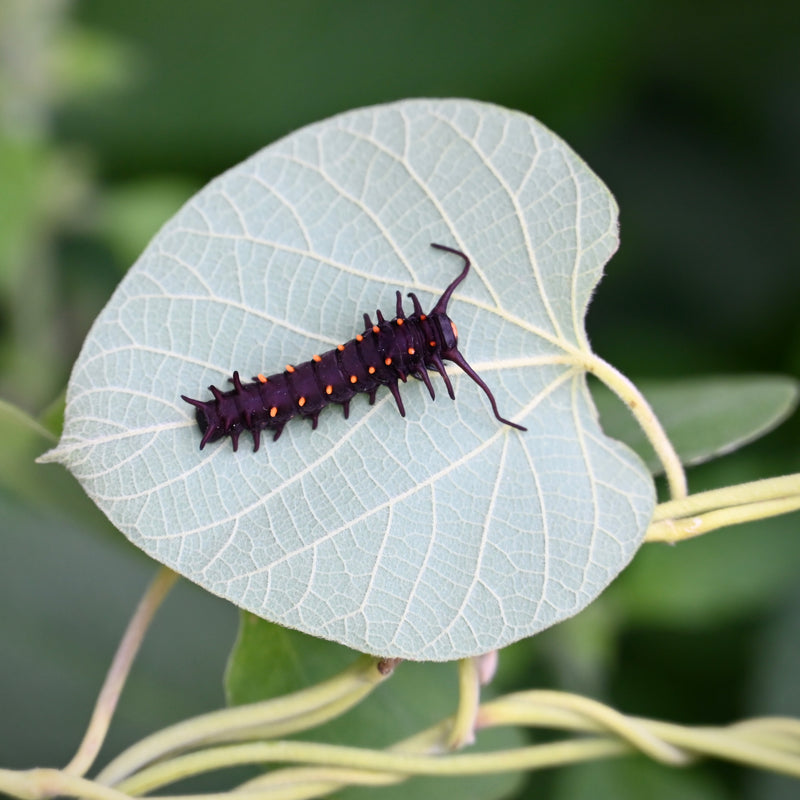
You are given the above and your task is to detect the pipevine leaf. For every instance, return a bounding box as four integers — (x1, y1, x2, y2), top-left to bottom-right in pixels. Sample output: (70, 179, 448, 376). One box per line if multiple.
(40, 99, 654, 660)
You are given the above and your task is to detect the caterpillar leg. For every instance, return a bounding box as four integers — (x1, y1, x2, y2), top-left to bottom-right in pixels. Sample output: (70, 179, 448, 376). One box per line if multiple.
(387, 381, 406, 416)
(414, 366, 436, 400)
(407, 292, 424, 315)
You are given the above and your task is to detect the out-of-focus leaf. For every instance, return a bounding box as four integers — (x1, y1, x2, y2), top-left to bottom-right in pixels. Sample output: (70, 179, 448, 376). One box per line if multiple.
(0, 397, 108, 530)
(611, 496, 800, 627)
(38, 389, 66, 438)
(0, 136, 47, 292)
(593, 374, 799, 473)
(100, 177, 199, 266)
(0, 398, 56, 500)
(551, 757, 728, 800)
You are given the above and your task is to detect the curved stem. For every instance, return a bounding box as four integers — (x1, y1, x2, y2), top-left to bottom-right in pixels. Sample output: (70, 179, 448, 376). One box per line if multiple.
(235, 765, 402, 799)
(64, 567, 179, 777)
(479, 692, 800, 777)
(447, 657, 481, 749)
(480, 690, 689, 764)
(0, 768, 132, 800)
(647, 474, 800, 542)
(115, 738, 628, 795)
(6, 693, 800, 799)
(96, 655, 391, 786)
(582, 354, 687, 499)
(652, 474, 800, 521)
(648, 496, 800, 542)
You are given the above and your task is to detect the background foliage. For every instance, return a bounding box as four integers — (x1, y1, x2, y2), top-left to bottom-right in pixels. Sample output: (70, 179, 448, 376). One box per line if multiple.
(1, 1, 798, 798)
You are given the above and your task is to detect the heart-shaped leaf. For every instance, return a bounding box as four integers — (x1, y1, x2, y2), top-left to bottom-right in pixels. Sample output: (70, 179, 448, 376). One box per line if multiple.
(40, 99, 654, 660)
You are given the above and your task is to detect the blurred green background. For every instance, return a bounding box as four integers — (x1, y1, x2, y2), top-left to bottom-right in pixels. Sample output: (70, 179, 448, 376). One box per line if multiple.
(1, 1, 798, 798)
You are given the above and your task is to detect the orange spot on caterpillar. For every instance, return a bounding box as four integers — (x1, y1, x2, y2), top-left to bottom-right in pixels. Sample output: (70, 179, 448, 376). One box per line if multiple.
(269, 406, 278, 418)
(368, 366, 375, 374)
(420, 314, 427, 320)
(325, 385, 333, 395)
(312, 354, 321, 363)
(257, 374, 267, 383)
(429, 341, 436, 347)
(356, 334, 363, 341)
(396, 318, 404, 325)
(298, 397, 306, 407)
(372, 325, 380, 333)
(451, 321, 458, 338)
(407, 347, 415, 355)
(285, 364, 295, 373)
(350, 375, 358, 384)
(384, 357, 392, 366)
(337, 344, 345, 351)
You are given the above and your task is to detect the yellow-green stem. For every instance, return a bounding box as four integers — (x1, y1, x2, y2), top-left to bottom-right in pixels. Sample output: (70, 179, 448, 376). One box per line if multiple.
(96, 654, 390, 786)
(64, 567, 178, 777)
(583, 354, 687, 499)
(116, 738, 628, 795)
(447, 657, 481, 749)
(0, 768, 132, 800)
(647, 474, 800, 542)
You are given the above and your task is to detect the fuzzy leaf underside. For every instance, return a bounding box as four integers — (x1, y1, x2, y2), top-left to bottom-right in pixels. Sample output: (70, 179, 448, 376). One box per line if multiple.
(42, 99, 654, 660)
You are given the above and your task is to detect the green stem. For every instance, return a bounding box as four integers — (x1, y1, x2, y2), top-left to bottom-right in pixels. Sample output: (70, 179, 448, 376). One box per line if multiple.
(478, 692, 800, 778)
(447, 657, 481, 749)
(480, 690, 689, 764)
(583, 354, 687, 499)
(236, 765, 401, 800)
(232, 721, 453, 798)
(652, 474, 800, 520)
(647, 474, 800, 542)
(96, 655, 391, 786)
(116, 738, 628, 795)
(0, 768, 132, 800)
(64, 567, 178, 777)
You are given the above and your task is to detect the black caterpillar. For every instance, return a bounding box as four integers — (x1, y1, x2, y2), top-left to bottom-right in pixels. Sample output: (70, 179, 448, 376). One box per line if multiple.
(182, 243, 526, 451)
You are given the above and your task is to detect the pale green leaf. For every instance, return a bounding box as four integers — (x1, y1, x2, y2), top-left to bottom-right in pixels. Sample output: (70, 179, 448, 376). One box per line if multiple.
(40, 99, 654, 660)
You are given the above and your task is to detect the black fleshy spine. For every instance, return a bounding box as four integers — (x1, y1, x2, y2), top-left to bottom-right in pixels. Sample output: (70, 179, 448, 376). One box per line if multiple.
(181, 244, 526, 452)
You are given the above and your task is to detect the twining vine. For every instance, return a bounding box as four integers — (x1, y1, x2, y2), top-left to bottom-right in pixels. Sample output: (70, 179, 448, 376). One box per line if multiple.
(3, 470, 800, 800)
